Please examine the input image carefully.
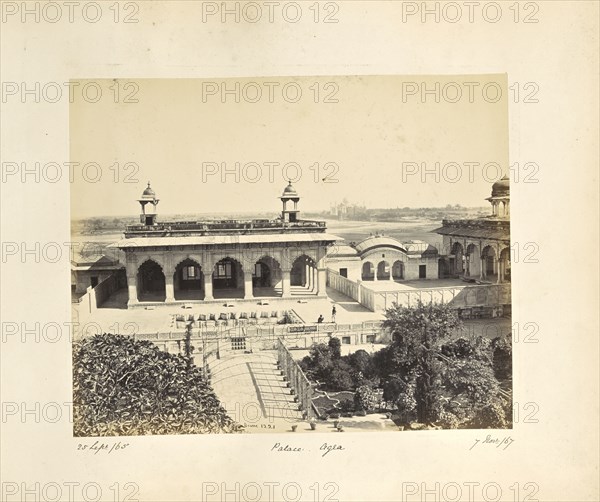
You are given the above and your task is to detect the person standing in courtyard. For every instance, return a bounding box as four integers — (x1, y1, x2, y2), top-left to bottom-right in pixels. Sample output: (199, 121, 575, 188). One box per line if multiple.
(331, 305, 337, 323)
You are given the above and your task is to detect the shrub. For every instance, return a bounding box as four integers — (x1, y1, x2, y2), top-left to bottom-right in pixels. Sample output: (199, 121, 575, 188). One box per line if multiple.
(354, 384, 379, 411)
(468, 399, 510, 429)
(328, 337, 342, 359)
(338, 399, 355, 413)
(492, 335, 512, 381)
(73, 334, 243, 436)
(324, 360, 354, 391)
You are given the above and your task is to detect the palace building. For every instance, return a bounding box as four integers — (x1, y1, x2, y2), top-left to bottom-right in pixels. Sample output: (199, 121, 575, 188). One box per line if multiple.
(435, 176, 511, 283)
(325, 237, 439, 282)
(112, 182, 338, 307)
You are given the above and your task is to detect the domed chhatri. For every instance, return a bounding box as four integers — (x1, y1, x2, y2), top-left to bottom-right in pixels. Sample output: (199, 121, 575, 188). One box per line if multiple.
(137, 182, 160, 226)
(280, 181, 300, 222)
(486, 175, 510, 218)
(491, 175, 510, 198)
(141, 182, 156, 199)
(281, 180, 299, 198)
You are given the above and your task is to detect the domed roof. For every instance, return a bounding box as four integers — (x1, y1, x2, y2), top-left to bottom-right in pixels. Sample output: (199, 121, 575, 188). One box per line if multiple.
(491, 176, 509, 197)
(354, 235, 407, 255)
(281, 181, 299, 198)
(140, 182, 157, 199)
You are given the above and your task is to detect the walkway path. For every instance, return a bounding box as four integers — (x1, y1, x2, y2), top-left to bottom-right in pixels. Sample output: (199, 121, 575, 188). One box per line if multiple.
(209, 351, 303, 432)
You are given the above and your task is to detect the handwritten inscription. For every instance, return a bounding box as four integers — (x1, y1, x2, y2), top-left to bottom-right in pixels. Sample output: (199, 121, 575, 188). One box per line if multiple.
(320, 443, 345, 457)
(270, 442, 346, 457)
(470, 434, 514, 450)
(77, 440, 130, 455)
(271, 442, 304, 452)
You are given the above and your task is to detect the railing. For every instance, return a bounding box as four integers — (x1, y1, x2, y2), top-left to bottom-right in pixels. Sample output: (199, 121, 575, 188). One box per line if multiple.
(276, 337, 314, 420)
(327, 269, 511, 312)
(374, 283, 511, 311)
(125, 219, 326, 234)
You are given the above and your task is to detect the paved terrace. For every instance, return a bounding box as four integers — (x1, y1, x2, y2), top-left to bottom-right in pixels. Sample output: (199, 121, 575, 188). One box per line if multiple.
(360, 277, 468, 292)
(74, 286, 384, 336)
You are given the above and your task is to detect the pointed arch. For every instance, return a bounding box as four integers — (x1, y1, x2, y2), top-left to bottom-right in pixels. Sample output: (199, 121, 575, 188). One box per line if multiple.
(137, 259, 166, 301)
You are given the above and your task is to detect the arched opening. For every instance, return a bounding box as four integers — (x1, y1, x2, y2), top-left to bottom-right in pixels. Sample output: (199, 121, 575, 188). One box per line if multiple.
(499, 247, 511, 283)
(137, 260, 166, 302)
(212, 258, 244, 299)
(253, 256, 282, 297)
(438, 258, 450, 279)
(450, 242, 465, 276)
(481, 246, 497, 282)
(466, 244, 481, 278)
(174, 259, 204, 300)
(377, 260, 390, 280)
(392, 260, 404, 281)
(361, 261, 374, 281)
(290, 255, 316, 293)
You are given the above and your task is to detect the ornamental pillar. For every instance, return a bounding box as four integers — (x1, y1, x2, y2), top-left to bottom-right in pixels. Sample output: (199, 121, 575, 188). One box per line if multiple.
(165, 272, 175, 303)
(317, 268, 327, 296)
(203, 271, 214, 301)
(243, 265, 254, 299)
(282, 269, 291, 297)
(125, 258, 138, 307)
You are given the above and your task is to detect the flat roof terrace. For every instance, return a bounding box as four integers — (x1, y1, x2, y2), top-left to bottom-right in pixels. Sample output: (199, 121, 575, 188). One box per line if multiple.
(125, 219, 327, 238)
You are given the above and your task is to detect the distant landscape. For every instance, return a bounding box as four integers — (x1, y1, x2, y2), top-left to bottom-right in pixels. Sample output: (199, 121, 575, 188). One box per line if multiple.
(70, 206, 487, 261)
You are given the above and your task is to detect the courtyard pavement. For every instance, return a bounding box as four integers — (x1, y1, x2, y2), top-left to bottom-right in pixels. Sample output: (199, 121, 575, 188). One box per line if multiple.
(74, 286, 383, 336)
(360, 278, 469, 292)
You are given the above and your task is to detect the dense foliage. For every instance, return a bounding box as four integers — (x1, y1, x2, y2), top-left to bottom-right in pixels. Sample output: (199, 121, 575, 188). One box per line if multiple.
(299, 339, 379, 393)
(380, 301, 511, 428)
(73, 334, 242, 436)
(302, 302, 512, 428)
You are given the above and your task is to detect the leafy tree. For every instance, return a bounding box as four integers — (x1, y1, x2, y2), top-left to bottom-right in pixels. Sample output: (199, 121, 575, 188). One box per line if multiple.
(324, 359, 354, 391)
(183, 322, 195, 370)
(380, 302, 510, 428)
(491, 334, 512, 381)
(73, 334, 242, 436)
(300, 343, 333, 382)
(382, 301, 462, 423)
(328, 337, 342, 359)
(348, 349, 374, 377)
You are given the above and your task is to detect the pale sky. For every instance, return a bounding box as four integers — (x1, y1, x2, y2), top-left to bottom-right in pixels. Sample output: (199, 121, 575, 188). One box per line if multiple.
(70, 75, 508, 218)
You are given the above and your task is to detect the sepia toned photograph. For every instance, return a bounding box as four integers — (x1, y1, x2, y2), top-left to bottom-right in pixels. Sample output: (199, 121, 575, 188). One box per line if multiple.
(3, 1, 599, 500)
(69, 76, 513, 436)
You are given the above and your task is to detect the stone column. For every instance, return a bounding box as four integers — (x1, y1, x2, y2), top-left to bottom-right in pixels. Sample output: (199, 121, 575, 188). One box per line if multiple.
(497, 257, 503, 284)
(203, 271, 214, 301)
(125, 257, 139, 308)
(165, 272, 175, 303)
(127, 274, 138, 307)
(480, 255, 485, 280)
(317, 268, 327, 296)
(243, 265, 254, 299)
(305, 263, 311, 289)
(282, 269, 291, 297)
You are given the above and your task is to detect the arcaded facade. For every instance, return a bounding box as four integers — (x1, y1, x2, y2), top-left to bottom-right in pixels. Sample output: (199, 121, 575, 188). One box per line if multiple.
(435, 176, 511, 283)
(113, 183, 338, 307)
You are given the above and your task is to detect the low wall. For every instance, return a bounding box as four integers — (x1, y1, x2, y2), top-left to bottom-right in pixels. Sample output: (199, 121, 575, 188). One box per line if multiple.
(373, 283, 512, 311)
(71, 271, 125, 330)
(327, 268, 511, 313)
(327, 269, 360, 301)
(131, 320, 388, 358)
